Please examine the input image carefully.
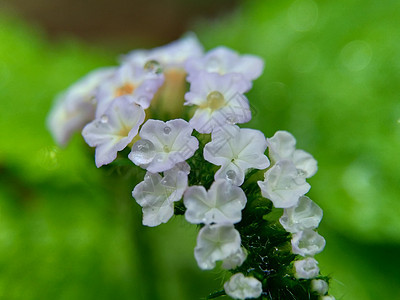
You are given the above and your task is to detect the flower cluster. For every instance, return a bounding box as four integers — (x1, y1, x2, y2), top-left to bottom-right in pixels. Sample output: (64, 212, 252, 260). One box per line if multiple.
(48, 35, 333, 300)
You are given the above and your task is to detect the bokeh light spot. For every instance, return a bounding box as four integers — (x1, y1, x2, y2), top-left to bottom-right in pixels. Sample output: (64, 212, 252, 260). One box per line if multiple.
(340, 40, 372, 72)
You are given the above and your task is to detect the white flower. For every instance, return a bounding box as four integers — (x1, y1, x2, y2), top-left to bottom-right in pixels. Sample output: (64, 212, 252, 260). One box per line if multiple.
(47, 67, 115, 146)
(294, 257, 320, 279)
(184, 71, 252, 133)
(223, 273, 263, 300)
(121, 33, 204, 71)
(95, 63, 164, 117)
(128, 119, 199, 173)
(204, 125, 270, 186)
(291, 230, 326, 257)
(279, 196, 323, 233)
(221, 247, 247, 270)
(132, 166, 188, 227)
(82, 96, 145, 167)
(258, 160, 310, 208)
(185, 46, 264, 84)
(184, 179, 247, 225)
(194, 223, 241, 270)
(267, 131, 317, 178)
(311, 279, 329, 296)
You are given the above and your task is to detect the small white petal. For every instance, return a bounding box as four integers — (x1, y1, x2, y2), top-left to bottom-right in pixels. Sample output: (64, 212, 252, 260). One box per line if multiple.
(122, 33, 204, 70)
(293, 149, 318, 178)
(186, 46, 264, 84)
(222, 247, 247, 270)
(311, 279, 329, 296)
(142, 203, 174, 227)
(267, 130, 296, 163)
(82, 96, 145, 167)
(194, 224, 241, 270)
(294, 257, 320, 279)
(223, 273, 263, 300)
(279, 196, 323, 233)
(129, 119, 199, 173)
(267, 131, 318, 178)
(258, 160, 310, 208)
(291, 230, 326, 257)
(184, 179, 247, 224)
(204, 125, 270, 186)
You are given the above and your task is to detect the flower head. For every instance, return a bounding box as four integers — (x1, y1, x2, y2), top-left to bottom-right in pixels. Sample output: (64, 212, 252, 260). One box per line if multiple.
(128, 119, 199, 173)
(204, 125, 270, 186)
(47, 67, 115, 146)
(258, 160, 310, 208)
(194, 223, 241, 270)
(185, 71, 251, 133)
(185, 46, 264, 84)
(279, 196, 323, 233)
(82, 95, 145, 167)
(294, 257, 320, 279)
(223, 273, 263, 300)
(95, 63, 164, 117)
(184, 179, 247, 225)
(132, 165, 188, 227)
(311, 279, 329, 296)
(291, 229, 326, 257)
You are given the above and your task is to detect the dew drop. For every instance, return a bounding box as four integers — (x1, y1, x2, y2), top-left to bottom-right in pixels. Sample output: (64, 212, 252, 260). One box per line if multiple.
(144, 60, 163, 74)
(206, 56, 221, 72)
(131, 139, 156, 164)
(226, 116, 236, 124)
(226, 170, 236, 181)
(297, 169, 306, 176)
(100, 114, 108, 123)
(163, 126, 171, 134)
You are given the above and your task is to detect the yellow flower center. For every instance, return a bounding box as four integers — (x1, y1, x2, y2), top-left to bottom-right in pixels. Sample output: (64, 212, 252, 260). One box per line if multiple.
(115, 83, 135, 97)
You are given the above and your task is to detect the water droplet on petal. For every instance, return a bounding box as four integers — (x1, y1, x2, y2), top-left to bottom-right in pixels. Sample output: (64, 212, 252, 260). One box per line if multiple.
(144, 60, 163, 74)
(163, 126, 171, 134)
(131, 139, 156, 164)
(206, 56, 221, 72)
(226, 170, 236, 181)
(226, 116, 236, 124)
(297, 169, 306, 177)
(100, 114, 108, 123)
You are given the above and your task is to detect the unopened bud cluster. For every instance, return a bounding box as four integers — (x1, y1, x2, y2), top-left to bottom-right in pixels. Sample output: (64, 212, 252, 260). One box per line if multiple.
(48, 34, 333, 299)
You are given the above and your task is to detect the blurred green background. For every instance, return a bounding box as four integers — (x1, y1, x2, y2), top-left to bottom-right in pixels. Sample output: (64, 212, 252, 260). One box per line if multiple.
(0, 0, 400, 299)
